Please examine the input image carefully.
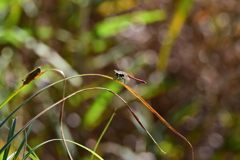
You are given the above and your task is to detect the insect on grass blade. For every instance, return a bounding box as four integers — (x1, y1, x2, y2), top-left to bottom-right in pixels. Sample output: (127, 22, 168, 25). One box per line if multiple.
(22, 67, 42, 85)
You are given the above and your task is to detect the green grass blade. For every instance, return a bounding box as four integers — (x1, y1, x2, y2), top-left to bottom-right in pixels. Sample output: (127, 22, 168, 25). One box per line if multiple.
(0, 122, 39, 160)
(12, 121, 35, 160)
(95, 10, 166, 38)
(0, 85, 26, 110)
(22, 139, 104, 160)
(3, 117, 18, 160)
(90, 111, 116, 160)
(7, 150, 38, 160)
(157, 0, 194, 71)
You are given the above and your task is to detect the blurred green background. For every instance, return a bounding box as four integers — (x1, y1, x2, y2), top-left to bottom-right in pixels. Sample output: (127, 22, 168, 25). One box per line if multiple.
(1, 0, 240, 159)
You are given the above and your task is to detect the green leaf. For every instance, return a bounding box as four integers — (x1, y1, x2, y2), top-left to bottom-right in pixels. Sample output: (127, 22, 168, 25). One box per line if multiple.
(3, 117, 17, 160)
(95, 14, 131, 37)
(4, 3, 22, 27)
(22, 139, 104, 160)
(13, 122, 35, 160)
(157, 0, 194, 71)
(95, 9, 166, 37)
(132, 10, 166, 24)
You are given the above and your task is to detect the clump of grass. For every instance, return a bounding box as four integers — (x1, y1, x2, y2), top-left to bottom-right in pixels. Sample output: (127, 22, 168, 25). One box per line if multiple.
(0, 67, 194, 160)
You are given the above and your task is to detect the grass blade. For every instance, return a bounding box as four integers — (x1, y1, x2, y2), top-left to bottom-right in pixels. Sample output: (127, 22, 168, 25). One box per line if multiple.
(125, 102, 166, 154)
(3, 117, 18, 160)
(90, 111, 116, 160)
(116, 80, 194, 159)
(22, 139, 104, 160)
(46, 69, 74, 160)
(157, 0, 194, 72)
(12, 121, 35, 160)
(0, 85, 26, 110)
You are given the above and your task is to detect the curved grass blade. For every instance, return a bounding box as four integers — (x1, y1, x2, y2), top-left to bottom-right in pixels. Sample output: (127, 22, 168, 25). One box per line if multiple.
(3, 117, 17, 160)
(115, 80, 194, 160)
(124, 102, 166, 154)
(22, 139, 104, 160)
(43, 69, 73, 160)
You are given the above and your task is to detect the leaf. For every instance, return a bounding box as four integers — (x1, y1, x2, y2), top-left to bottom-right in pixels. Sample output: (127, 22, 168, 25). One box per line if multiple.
(3, 118, 17, 160)
(132, 10, 166, 24)
(95, 10, 166, 37)
(157, 0, 194, 71)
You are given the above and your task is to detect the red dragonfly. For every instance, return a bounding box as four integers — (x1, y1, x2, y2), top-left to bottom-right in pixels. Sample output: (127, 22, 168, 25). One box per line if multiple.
(114, 70, 146, 84)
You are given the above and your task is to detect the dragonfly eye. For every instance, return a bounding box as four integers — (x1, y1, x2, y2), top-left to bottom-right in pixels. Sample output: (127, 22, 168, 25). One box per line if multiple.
(119, 74, 124, 77)
(115, 73, 124, 77)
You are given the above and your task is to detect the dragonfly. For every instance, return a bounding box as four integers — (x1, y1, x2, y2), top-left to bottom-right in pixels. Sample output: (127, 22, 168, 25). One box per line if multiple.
(114, 70, 146, 84)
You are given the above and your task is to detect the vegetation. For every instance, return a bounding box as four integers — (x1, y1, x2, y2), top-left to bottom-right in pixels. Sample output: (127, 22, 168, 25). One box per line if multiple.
(1, 0, 239, 160)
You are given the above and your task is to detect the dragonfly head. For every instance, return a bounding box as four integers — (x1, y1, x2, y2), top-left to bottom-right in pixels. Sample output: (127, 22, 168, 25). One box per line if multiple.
(114, 70, 125, 78)
(114, 70, 130, 84)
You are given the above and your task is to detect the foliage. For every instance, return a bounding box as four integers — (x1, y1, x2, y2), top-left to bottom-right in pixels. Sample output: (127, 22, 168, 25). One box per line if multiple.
(1, 0, 240, 160)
